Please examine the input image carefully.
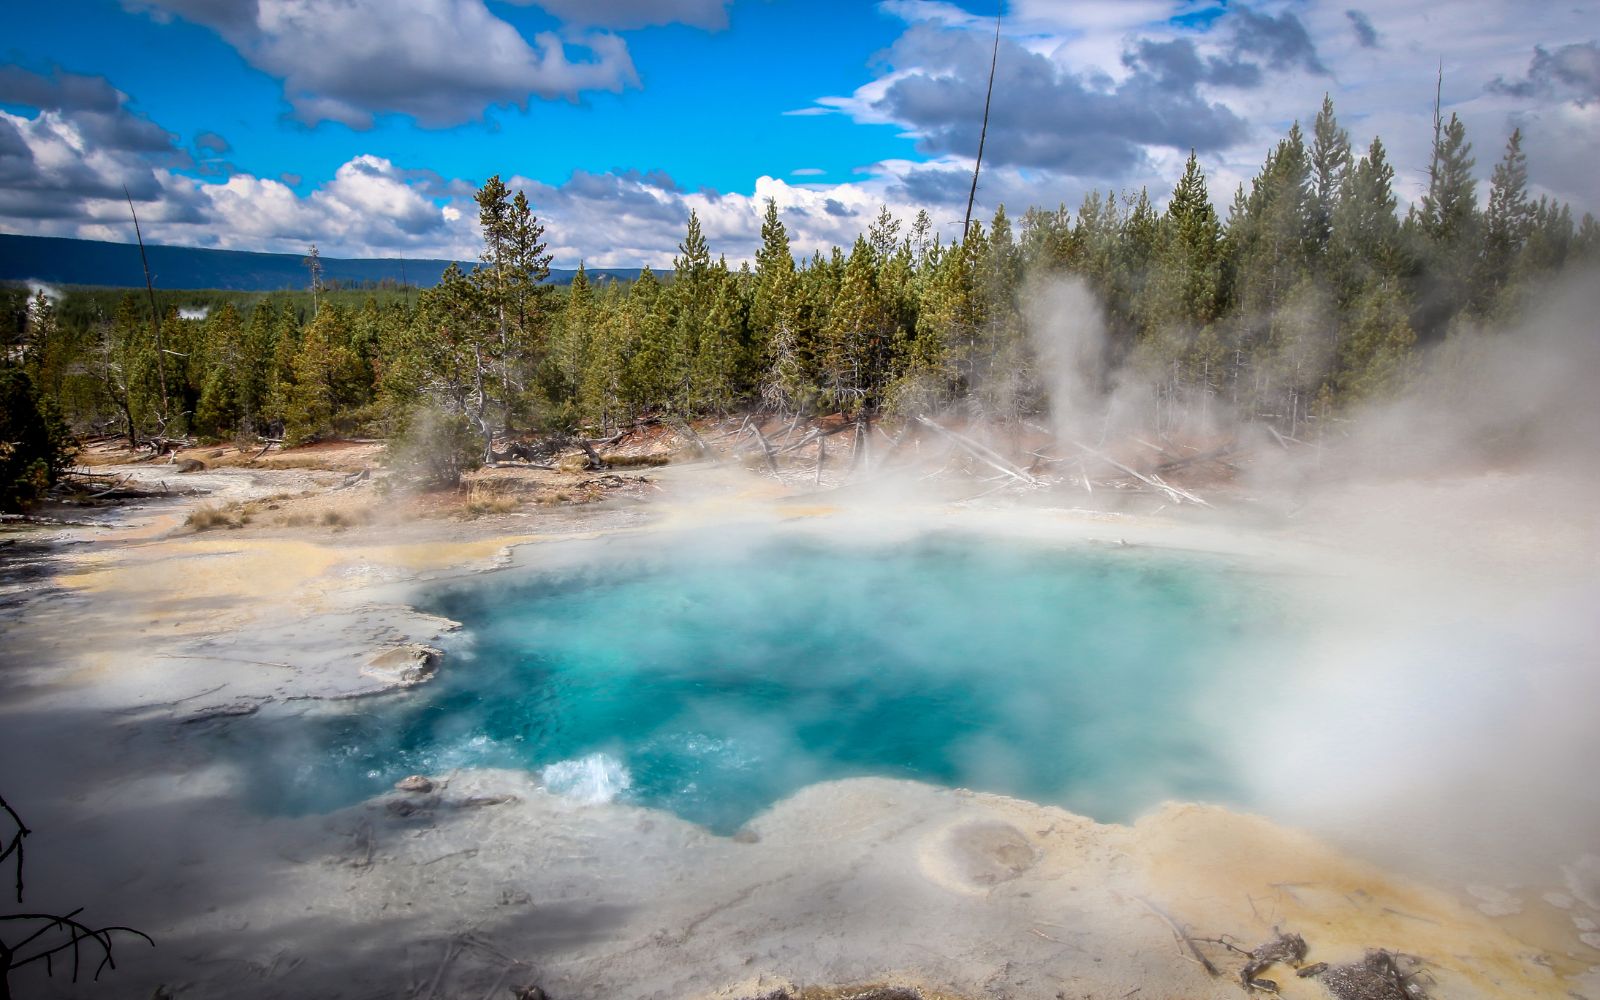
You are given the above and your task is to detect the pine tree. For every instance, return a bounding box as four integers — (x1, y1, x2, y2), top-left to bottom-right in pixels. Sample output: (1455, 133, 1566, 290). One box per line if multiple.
(1477, 128, 1533, 311)
(694, 259, 745, 412)
(195, 302, 245, 436)
(867, 204, 902, 258)
(1329, 136, 1403, 301)
(1137, 152, 1225, 417)
(1310, 95, 1351, 254)
(751, 198, 795, 369)
(818, 236, 893, 415)
(1409, 111, 1479, 338)
(285, 305, 363, 443)
(1336, 280, 1416, 403)
(547, 262, 594, 418)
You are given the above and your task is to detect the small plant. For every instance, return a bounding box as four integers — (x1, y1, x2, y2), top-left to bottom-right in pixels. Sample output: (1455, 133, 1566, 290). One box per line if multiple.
(385, 407, 483, 489)
(465, 481, 520, 517)
(2, 793, 152, 996)
(185, 504, 244, 531)
(600, 453, 669, 468)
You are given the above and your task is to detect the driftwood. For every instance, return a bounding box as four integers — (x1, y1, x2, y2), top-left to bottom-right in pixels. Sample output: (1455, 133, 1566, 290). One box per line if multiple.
(914, 416, 1037, 485)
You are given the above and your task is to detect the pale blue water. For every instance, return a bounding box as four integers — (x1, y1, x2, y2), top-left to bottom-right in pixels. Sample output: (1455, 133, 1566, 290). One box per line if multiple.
(220, 531, 1286, 833)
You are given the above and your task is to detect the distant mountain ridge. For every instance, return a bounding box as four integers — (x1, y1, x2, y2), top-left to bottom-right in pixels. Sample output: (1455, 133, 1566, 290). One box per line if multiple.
(0, 233, 634, 290)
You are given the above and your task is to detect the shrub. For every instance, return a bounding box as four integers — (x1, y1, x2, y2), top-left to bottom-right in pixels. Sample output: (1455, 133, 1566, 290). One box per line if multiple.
(385, 407, 483, 489)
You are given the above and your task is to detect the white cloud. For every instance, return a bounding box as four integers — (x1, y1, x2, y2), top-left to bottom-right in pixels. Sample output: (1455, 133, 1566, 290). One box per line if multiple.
(125, 0, 641, 128)
(805, 1, 1600, 218)
(506, 0, 733, 31)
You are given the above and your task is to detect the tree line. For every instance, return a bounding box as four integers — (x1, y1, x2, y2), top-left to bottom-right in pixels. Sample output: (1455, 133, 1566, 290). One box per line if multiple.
(4, 96, 1597, 501)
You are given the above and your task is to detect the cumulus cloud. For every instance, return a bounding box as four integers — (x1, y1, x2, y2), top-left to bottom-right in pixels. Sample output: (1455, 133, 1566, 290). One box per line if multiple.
(195, 130, 230, 154)
(1489, 42, 1600, 106)
(0, 65, 180, 156)
(1227, 6, 1328, 75)
(507, 0, 733, 31)
(826, 21, 1250, 178)
(0, 67, 191, 224)
(800, 3, 1345, 187)
(1344, 9, 1379, 49)
(124, 0, 641, 128)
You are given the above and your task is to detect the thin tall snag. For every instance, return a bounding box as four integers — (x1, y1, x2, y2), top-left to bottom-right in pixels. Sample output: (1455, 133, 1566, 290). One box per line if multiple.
(963, 3, 1003, 237)
(915, 416, 1037, 484)
(123, 186, 168, 427)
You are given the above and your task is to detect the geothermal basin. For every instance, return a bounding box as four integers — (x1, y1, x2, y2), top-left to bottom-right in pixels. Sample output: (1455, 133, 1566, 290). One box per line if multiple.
(214, 528, 1292, 833)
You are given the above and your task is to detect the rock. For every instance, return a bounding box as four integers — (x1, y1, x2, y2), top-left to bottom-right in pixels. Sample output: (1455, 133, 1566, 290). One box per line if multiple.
(457, 794, 518, 809)
(360, 644, 441, 688)
(180, 701, 260, 724)
(1467, 883, 1523, 917)
(941, 821, 1039, 888)
(394, 775, 434, 793)
(173, 457, 206, 473)
(1564, 854, 1600, 910)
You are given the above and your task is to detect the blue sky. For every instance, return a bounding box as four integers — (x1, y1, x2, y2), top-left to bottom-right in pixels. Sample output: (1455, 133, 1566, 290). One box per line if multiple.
(2, 0, 1597, 266)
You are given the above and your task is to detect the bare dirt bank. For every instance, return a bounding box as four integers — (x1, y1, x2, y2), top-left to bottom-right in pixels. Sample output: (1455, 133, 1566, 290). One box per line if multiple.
(1, 452, 1595, 999)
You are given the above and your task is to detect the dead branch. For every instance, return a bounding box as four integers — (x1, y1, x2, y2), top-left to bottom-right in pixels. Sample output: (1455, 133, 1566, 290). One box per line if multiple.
(1135, 896, 1219, 977)
(915, 416, 1037, 484)
(1072, 441, 1209, 506)
(749, 423, 780, 477)
(1153, 441, 1240, 475)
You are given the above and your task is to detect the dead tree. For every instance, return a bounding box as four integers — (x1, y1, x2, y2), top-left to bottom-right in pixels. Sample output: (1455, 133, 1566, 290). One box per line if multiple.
(1, 793, 152, 999)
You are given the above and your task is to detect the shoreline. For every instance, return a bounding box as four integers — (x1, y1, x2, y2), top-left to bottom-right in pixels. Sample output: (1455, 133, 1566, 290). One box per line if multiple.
(2, 456, 1595, 998)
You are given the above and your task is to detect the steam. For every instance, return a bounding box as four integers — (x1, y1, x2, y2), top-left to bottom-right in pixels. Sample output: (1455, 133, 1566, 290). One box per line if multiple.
(1012, 266, 1600, 885)
(24, 279, 62, 303)
(1023, 278, 1112, 443)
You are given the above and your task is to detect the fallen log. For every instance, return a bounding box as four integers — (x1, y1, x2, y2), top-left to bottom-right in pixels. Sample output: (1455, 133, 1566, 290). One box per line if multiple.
(1071, 440, 1210, 507)
(750, 423, 780, 476)
(914, 416, 1037, 485)
(1153, 441, 1240, 475)
(666, 416, 714, 460)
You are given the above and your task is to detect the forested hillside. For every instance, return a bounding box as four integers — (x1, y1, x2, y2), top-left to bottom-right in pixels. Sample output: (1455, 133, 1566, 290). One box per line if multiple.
(0, 234, 632, 291)
(4, 97, 1596, 496)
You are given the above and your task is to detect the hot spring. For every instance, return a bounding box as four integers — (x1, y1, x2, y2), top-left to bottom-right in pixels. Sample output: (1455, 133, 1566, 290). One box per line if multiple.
(218, 528, 1296, 833)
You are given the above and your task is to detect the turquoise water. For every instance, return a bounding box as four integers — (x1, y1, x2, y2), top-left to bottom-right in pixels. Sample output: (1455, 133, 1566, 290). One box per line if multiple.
(223, 531, 1284, 833)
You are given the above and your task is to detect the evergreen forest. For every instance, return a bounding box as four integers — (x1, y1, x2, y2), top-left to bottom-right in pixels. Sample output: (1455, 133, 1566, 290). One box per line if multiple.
(4, 97, 1597, 506)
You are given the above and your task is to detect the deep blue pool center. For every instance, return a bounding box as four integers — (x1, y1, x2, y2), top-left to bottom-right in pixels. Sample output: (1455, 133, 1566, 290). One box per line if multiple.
(221, 530, 1284, 833)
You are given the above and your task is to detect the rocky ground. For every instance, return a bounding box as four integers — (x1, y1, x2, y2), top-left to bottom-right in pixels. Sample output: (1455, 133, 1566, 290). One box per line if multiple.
(1, 430, 1596, 999)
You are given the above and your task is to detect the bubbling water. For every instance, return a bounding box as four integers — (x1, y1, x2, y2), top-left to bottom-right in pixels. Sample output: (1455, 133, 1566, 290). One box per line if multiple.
(214, 530, 1294, 833)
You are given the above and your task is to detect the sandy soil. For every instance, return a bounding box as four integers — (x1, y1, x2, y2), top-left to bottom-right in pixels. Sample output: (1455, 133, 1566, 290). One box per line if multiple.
(1, 440, 1595, 999)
